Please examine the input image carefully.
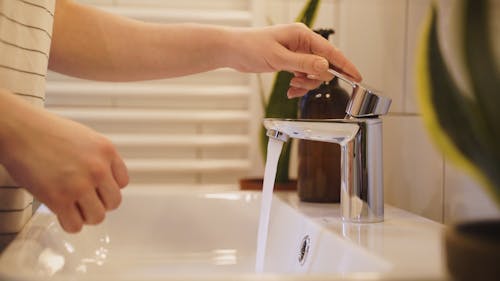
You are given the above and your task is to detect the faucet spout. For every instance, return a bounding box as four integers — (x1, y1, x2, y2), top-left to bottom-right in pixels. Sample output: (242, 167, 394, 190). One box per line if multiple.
(264, 118, 384, 223)
(265, 119, 360, 145)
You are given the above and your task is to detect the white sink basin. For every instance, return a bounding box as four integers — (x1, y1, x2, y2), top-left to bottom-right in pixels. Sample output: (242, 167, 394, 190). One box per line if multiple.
(0, 187, 446, 280)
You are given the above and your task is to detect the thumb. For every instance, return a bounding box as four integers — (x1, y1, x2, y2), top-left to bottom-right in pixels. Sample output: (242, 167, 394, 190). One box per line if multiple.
(278, 48, 329, 75)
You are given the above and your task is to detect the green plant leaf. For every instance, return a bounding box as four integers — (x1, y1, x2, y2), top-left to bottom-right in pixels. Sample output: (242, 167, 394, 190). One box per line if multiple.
(261, 71, 296, 183)
(417, 3, 500, 205)
(295, 0, 321, 24)
(260, 0, 321, 183)
(463, 0, 500, 151)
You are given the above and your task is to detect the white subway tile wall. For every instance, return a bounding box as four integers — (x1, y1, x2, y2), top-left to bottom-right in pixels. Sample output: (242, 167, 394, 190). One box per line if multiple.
(383, 116, 444, 222)
(404, 0, 431, 113)
(57, 0, 499, 223)
(336, 0, 499, 223)
(444, 163, 498, 224)
(336, 0, 407, 114)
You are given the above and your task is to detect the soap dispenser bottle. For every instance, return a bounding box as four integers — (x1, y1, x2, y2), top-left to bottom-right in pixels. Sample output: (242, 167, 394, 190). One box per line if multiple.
(297, 28, 350, 203)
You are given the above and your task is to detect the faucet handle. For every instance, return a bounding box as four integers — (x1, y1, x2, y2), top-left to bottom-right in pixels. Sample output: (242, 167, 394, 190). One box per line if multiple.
(327, 68, 391, 117)
(346, 86, 392, 117)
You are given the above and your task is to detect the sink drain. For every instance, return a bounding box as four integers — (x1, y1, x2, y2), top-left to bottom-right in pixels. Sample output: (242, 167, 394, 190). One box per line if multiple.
(298, 235, 310, 266)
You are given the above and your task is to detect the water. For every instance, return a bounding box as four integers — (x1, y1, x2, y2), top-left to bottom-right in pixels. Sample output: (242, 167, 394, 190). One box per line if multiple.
(255, 138, 284, 273)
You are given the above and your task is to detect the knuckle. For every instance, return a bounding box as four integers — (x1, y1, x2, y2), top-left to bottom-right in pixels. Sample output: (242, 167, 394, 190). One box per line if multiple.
(110, 192, 122, 210)
(87, 159, 108, 182)
(270, 46, 291, 68)
(61, 218, 82, 233)
(298, 58, 307, 73)
(82, 204, 106, 225)
(109, 161, 129, 189)
(96, 136, 116, 157)
(115, 161, 130, 188)
(292, 22, 307, 31)
(41, 188, 61, 208)
(292, 23, 310, 37)
(72, 182, 91, 199)
(54, 195, 72, 206)
(94, 211, 106, 225)
(120, 172, 130, 188)
(69, 222, 83, 233)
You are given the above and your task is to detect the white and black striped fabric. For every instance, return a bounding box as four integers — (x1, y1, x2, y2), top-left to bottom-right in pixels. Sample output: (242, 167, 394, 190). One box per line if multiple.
(0, 0, 55, 240)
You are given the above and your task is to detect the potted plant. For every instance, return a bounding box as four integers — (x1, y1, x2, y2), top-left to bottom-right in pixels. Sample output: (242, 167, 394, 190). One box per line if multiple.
(240, 0, 321, 190)
(417, 0, 499, 280)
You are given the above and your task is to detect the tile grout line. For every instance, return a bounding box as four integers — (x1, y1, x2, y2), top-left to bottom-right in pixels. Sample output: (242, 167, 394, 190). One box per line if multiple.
(442, 154, 446, 224)
(401, 0, 410, 113)
(386, 112, 420, 117)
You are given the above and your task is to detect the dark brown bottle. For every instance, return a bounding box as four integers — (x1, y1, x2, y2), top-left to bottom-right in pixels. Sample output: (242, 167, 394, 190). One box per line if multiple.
(297, 29, 350, 203)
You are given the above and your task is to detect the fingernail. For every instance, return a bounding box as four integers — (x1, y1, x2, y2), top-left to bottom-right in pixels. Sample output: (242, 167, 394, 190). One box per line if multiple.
(313, 59, 329, 72)
(307, 74, 318, 80)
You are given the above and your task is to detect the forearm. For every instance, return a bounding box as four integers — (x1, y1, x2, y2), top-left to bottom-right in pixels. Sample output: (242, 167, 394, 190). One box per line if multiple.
(49, 0, 234, 81)
(49, 0, 362, 96)
(0, 89, 22, 161)
(0, 88, 57, 164)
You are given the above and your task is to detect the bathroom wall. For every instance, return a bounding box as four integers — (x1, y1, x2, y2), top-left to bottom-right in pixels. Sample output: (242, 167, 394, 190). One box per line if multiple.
(57, 0, 499, 224)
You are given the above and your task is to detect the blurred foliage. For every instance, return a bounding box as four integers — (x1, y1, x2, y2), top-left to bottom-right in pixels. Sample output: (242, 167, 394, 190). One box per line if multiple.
(417, 0, 500, 206)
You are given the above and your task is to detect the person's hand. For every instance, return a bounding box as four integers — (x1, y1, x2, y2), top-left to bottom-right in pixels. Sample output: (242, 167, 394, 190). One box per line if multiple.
(226, 23, 362, 98)
(0, 91, 129, 233)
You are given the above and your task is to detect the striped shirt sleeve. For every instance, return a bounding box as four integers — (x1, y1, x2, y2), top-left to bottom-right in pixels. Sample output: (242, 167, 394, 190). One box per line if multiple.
(0, 0, 55, 238)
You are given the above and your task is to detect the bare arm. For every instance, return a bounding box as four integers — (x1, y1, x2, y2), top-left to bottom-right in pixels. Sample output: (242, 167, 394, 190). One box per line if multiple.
(49, 0, 361, 96)
(49, 0, 232, 81)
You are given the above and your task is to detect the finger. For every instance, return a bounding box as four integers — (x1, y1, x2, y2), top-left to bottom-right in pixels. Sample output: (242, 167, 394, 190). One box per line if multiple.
(77, 190, 106, 225)
(57, 204, 84, 233)
(287, 87, 308, 99)
(97, 173, 122, 210)
(111, 155, 129, 188)
(276, 45, 330, 75)
(306, 70, 334, 82)
(309, 33, 362, 82)
(293, 71, 306, 78)
(290, 77, 323, 91)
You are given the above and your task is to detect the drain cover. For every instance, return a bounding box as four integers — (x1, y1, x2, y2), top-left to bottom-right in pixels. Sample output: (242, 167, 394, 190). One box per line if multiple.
(298, 235, 310, 265)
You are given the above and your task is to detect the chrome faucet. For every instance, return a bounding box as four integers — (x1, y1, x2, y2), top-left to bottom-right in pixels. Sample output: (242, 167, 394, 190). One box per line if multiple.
(264, 69, 391, 223)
